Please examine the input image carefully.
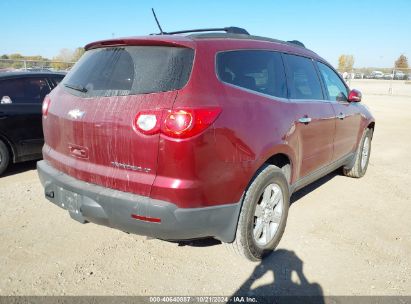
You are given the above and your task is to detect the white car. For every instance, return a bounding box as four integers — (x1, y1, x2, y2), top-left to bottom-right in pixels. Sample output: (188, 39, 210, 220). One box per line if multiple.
(394, 71, 405, 80)
(371, 71, 384, 79)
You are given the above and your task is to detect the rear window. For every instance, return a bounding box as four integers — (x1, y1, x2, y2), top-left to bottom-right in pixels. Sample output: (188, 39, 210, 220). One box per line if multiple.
(217, 50, 287, 98)
(62, 46, 194, 97)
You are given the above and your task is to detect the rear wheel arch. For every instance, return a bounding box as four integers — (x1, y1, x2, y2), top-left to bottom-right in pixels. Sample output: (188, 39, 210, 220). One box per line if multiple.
(246, 151, 294, 191)
(248, 144, 296, 188)
(264, 153, 292, 185)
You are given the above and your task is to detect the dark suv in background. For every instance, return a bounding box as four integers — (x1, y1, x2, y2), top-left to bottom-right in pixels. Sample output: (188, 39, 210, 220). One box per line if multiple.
(0, 72, 65, 175)
(37, 28, 375, 261)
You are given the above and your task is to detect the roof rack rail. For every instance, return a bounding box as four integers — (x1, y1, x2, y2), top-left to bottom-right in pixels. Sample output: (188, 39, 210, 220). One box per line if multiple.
(287, 40, 306, 48)
(188, 33, 307, 49)
(157, 27, 250, 35)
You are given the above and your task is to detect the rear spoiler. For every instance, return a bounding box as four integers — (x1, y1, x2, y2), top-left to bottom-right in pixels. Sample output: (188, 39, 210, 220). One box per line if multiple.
(85, 36, 196, 51)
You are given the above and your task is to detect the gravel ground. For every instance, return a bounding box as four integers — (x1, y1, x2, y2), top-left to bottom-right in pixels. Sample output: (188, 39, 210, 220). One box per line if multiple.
(0, 80, 410, 297)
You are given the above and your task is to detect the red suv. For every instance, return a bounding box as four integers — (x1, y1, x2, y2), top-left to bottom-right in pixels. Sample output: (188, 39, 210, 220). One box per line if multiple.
(37, 28, 375, 261)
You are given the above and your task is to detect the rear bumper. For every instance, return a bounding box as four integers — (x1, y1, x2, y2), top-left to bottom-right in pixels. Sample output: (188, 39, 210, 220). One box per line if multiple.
(37, 160, 241, 242)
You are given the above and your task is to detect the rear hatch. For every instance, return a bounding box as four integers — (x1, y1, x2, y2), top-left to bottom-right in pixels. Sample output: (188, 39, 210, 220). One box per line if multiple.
(43, 43, 194, 196)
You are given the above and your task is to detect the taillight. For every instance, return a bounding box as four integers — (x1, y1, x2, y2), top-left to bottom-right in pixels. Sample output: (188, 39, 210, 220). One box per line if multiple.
(42, 95, 51, 117)
(133, 107, 221, 139)
(163, 108, 221, 138)
(164, 110, 192, 135)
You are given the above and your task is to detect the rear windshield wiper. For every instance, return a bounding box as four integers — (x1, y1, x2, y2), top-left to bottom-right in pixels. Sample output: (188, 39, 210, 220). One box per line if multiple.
(64, 83, 88, 93)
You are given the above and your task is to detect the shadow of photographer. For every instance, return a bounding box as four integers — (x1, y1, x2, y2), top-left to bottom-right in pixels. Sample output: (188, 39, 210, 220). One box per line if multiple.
(230, 249, 324, 304)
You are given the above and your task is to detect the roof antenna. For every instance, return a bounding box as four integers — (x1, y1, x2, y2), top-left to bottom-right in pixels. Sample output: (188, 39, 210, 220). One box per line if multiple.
(151, 8, 164, 35)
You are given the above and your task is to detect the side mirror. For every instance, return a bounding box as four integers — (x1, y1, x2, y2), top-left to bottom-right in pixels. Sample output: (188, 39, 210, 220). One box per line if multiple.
(348, 89, 362, 102)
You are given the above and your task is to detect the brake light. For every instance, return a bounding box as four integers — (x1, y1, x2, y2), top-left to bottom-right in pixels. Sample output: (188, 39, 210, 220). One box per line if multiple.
(163, 108, 221, 138)
(133, 107, 221, 138)
(164, 110, 192, 135)
(42, 95, 51, 117)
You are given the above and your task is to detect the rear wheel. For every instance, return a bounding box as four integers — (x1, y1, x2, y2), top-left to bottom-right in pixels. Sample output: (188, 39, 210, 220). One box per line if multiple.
(228, 165, 290, 261)
(0, 140, 10, 176)
(343, 128, 372, 178)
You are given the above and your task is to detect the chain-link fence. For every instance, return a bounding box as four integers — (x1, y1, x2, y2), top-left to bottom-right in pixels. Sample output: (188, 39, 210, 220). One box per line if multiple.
(0, 59, 75, 73)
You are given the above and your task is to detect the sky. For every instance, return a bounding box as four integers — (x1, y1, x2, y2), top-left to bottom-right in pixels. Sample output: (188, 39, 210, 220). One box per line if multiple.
(1, 0, 410, 68)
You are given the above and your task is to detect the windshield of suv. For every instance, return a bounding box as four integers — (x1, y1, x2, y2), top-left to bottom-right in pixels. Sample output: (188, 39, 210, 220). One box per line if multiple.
(62, 46, 194, 97)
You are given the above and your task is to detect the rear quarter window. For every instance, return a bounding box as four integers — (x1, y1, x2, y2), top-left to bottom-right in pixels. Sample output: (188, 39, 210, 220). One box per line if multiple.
(62, 46, 194, 97)
(216, 50, 287, 98)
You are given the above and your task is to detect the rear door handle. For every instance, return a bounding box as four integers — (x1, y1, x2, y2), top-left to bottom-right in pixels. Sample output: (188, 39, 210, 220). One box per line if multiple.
(336, 113, 345, 120)
(298, 117, 312, 124)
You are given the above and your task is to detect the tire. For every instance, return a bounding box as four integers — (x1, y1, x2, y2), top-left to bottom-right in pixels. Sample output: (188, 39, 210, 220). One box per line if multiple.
(343, 128, 372, 178)
(228, 164, 290, 261)
(0, 139, 10, 176)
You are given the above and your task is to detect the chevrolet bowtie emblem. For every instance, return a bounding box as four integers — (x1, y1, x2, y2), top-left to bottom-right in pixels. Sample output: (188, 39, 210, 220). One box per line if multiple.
(68, 109, 85, 119)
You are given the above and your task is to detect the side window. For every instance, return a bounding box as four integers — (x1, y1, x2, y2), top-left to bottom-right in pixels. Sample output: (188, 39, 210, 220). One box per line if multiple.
(317, 62, 348, 102)
(0, 78, 50, 104)
(216, 50, 287, 98)
(284, 54, 323, 100)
